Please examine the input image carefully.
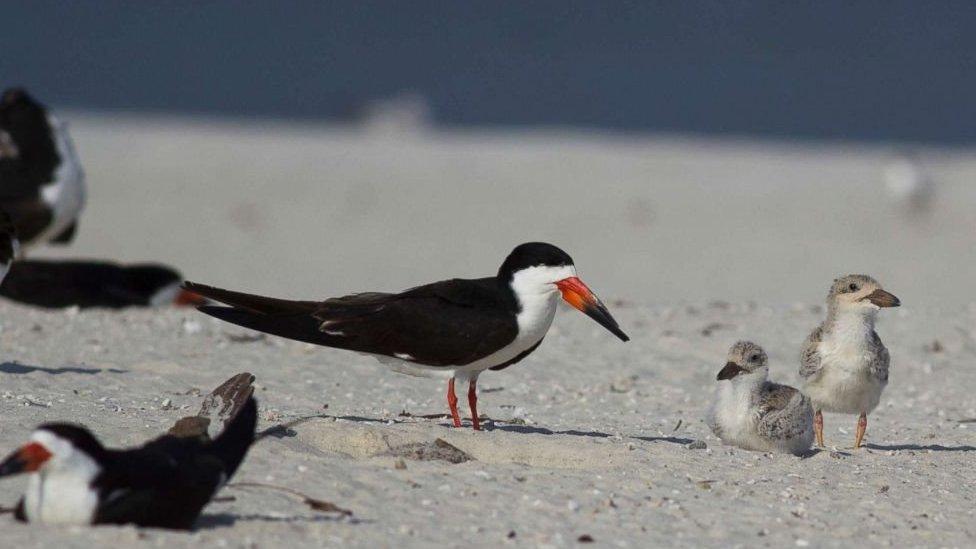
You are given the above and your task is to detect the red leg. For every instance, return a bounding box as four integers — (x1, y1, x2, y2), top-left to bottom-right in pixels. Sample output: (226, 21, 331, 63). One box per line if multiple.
(468, 379, 481, 431)
(447, 378, 461, 427)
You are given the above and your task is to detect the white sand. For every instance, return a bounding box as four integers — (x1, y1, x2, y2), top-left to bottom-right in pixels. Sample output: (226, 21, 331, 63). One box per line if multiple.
(2, 301, 974, 548)
(3, 117, 975, 547)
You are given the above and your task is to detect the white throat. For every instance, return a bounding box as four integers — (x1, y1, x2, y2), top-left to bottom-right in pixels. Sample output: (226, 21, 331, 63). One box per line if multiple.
(508, 264, 577, 338)
(826, 307, 876, 348)
(23, 431, 100, 525)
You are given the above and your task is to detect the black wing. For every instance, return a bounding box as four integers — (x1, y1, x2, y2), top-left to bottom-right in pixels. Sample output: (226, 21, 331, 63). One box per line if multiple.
(0, 200, 51, 244)
(92, 437, 219, 529)
(93, 398, 257, 530)
(185, 278, 519, 367)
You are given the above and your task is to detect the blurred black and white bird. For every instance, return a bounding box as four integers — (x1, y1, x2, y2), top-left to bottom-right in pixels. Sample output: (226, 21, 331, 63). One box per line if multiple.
(183, 242, 629, 430)
(0, 87, 85, 251)
(0, 259, 206, 309)
(0, 396, 257, 529)
(0, 209, 18, 284)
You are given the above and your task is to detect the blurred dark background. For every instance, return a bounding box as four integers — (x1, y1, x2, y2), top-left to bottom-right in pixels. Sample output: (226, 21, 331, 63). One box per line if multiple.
(3, 1, 975, 143)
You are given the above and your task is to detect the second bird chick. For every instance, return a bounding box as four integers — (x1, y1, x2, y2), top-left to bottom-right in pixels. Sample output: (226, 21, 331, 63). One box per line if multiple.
(707, 341, 814, 455)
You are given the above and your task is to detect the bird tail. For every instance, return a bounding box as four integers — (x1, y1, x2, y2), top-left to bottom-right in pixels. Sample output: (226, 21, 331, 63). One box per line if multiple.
(182, 281, 328, 345)
(211, 396, 258, 479)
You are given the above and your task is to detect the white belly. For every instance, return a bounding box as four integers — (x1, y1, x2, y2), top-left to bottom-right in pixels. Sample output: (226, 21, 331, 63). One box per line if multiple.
(24, 472, 98, 525)
(28, 115, 86, 248)
(805, 342, 885, 414)
(708, 384, 771, 452)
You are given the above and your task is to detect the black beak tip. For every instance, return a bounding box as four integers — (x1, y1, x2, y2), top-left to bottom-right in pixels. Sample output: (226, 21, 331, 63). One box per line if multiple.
(0, 458, 25, 477)
(583, 303, 630, 342)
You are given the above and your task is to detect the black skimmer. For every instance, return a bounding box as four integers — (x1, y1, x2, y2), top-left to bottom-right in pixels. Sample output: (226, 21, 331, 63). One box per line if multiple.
(0, 259, 206, 309)
(0, 87, 85, 251)
(0, 396, 257, 529)
(183, 242, 629, 430)
(0, 209, 18, 284)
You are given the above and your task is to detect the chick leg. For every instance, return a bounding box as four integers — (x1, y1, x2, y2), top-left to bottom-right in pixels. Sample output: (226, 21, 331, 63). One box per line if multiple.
(854, 412, 867, 448)
(814, 409, 824, 447)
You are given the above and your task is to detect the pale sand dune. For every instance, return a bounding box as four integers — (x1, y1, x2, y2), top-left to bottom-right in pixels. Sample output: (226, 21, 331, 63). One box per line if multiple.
(37, 113, 976, 307)
(2, 117, 975, 546)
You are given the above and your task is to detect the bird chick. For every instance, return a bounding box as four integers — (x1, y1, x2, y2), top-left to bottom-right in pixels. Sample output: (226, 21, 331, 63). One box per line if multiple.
(707, 341, 814, 455)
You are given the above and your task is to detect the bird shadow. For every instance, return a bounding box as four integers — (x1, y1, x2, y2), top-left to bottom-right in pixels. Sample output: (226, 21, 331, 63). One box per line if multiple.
(865, 443, 976, 452)
(488, 424, 612, 438)
(630, 435, 696, 445)
(0, 362, 126, 375)
(196, 512, 365, 529)
(256, 413, 617, 440)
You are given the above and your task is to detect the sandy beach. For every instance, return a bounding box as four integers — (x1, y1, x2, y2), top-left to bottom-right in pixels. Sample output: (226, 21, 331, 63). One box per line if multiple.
(2, 117, 975, 547)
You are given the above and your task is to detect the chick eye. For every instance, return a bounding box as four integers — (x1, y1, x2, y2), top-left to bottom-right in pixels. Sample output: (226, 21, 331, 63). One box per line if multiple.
(847, 283, 859, 292)
(749, 354, 761, 362)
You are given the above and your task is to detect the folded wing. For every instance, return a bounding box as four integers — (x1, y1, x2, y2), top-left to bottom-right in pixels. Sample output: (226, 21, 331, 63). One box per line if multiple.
(183, 279, 518, 367)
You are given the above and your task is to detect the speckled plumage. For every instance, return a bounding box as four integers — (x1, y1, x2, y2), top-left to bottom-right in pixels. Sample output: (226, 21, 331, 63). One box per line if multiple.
(799, 274, 899, 448)
(707, 341, 814, 455)
(800, 275, 895, 415)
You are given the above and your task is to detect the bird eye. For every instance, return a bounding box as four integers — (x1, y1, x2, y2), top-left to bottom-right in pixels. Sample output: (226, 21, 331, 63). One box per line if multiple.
(750, 354, 760, 362)
(848, 283, 858, 292)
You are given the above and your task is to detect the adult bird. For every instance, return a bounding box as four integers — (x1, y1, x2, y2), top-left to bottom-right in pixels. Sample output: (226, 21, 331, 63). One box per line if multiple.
(0, 396, 257, 529)
(0, 87, 85, 251)
(183, 242, 629, 430)
(0, 209, 18, 284)
(0, 259, 205, 309)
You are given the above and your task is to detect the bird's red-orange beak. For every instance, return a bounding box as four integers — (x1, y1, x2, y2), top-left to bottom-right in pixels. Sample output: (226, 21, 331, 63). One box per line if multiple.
(555, 277, 629, 342)
(174, 288, 209, 307)
(0, 442, 51, 477)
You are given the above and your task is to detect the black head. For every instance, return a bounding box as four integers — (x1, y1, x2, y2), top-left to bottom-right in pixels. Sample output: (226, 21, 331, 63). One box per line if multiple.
(497, 242, 629, 342)
(497, 242, 574, 281)
(126, 264, 182, 300)
(0, 87, 58, 176)
(0, 422, 107, 478)
(35, 423, 106, 459)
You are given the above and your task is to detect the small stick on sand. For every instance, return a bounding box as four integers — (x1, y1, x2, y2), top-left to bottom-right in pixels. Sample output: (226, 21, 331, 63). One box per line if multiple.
(227, 482, 353, 516)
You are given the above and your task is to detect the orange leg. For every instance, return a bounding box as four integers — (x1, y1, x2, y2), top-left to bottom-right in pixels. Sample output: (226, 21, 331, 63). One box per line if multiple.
(447, 378, 461, 427)
(854, 412, 867, 449)
(468, 379, 481, 431)
(814, 409, 824, 447)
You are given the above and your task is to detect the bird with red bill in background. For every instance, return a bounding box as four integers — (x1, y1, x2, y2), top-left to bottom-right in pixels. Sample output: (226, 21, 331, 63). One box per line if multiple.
(182, 242, 629, 430)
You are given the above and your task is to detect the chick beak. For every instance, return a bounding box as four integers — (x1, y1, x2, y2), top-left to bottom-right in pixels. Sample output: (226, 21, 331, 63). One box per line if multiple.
(717, 362, 745, 381)
(864, 289, 901, 308)
(555, 277, 629, 342)
(0, 442, 51, 478)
